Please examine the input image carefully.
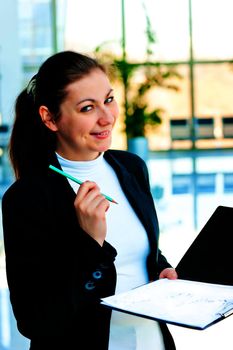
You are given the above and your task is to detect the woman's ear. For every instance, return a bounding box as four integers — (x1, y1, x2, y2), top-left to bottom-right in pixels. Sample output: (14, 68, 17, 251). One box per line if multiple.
(39, 105, 58, 131)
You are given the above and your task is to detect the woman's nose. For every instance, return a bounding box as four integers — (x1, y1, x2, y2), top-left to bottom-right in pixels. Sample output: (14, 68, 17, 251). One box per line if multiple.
(98, 107, 115, 125)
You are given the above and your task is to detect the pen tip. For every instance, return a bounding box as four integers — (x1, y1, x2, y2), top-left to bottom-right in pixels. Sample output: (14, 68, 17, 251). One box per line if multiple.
(112, 199, 118, 204)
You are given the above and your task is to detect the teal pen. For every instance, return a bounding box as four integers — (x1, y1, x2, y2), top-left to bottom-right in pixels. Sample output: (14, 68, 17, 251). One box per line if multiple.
(49, 164, 118, 204)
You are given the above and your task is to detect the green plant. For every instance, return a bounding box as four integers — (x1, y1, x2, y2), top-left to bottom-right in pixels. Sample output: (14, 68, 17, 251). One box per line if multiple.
(95, 2, 182, 139)
(120, 62, 180, 138)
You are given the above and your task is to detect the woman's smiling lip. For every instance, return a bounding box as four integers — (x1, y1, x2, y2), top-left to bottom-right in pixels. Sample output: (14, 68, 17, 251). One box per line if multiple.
(90, 130, 111, 139)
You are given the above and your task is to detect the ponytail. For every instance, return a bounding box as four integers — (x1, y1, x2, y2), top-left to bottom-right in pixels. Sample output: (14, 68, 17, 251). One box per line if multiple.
(9, 89, 55, 179)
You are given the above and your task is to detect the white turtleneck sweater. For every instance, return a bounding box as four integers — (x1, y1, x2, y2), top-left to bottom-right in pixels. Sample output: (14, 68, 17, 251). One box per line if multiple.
(56, 152, 165, 350)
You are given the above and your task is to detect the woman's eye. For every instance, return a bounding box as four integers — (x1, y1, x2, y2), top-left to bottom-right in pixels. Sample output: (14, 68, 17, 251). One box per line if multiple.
(80, 105, 93, 112)
(105, 96, 114, 104)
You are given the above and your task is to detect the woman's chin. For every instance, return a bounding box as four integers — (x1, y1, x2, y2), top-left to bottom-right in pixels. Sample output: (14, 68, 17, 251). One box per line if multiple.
(97, 139, 112, 152)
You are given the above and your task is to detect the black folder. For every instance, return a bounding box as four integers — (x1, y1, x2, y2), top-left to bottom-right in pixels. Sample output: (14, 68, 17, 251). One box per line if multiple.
(176, 205, 233, 285)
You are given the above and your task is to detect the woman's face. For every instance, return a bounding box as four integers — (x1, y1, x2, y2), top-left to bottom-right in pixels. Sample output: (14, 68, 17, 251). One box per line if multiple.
(53, 68, 119, 161)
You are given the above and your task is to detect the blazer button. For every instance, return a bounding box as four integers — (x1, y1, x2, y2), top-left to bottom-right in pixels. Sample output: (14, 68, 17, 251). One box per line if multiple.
(92, 271, 102, 279)
(85, 281, 95, 290)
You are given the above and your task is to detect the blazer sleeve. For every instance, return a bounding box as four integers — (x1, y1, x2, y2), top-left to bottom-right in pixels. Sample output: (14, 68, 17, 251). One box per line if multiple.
(2, 178, 117, 339)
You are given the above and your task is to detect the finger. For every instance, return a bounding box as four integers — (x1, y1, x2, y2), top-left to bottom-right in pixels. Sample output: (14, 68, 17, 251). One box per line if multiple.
(169, 270, 178, 280)
(75, 188, 109, 220)
(162, 269, 178, 280)
(75, 181, 100, 205)
(96, 197, 110, 213)
(84, 193, 108, 215)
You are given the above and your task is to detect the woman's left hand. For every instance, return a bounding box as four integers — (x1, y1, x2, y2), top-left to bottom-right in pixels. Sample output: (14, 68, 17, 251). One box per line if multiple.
(159, 268, 178, 280)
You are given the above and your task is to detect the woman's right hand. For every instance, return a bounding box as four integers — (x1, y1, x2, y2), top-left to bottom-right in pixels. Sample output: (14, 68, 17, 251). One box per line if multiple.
(74, 181, 109, 246)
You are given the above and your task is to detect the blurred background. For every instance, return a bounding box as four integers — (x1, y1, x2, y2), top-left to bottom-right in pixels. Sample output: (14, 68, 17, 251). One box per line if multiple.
(0, 0, 233, 349)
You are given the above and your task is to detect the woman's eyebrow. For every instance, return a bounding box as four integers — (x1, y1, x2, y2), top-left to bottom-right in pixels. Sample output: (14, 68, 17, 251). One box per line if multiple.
(76, 88, 114, 106)
(107, 88, 114, 96)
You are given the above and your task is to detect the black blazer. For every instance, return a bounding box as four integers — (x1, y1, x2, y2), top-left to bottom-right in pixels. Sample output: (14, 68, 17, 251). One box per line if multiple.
(2, 149, 176, 350)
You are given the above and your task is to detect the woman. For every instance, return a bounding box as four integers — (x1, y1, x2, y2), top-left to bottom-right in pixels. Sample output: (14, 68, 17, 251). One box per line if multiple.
(2, 50, 178, 350)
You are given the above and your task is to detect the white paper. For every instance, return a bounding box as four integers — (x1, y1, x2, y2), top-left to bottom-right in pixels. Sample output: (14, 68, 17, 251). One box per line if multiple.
(101, 279, 233, 329)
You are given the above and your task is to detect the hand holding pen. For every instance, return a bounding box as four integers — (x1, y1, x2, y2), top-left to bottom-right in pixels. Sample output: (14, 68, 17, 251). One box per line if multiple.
(74, 180, 109, 246)
(49, 165, 118, 204)
(49, 165, 117, 246)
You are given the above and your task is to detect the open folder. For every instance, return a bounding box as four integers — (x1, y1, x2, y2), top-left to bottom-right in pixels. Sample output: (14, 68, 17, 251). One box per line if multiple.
(102, 205, 233, 330)
(101, 278, 233, 330)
